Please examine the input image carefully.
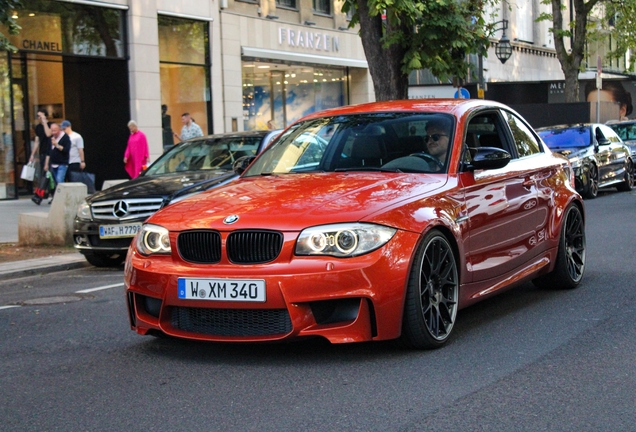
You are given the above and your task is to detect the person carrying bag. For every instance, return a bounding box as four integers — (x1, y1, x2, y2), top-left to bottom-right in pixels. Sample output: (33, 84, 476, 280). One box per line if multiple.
(21, 162, 36, 182)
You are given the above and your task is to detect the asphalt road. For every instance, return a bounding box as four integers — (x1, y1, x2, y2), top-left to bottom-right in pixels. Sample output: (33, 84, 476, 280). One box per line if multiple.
(1, 190, 635, 431)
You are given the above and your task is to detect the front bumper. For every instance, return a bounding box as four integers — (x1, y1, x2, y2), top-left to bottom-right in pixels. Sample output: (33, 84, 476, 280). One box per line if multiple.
(124, 230, 420, 344)
(73, 219, 139, 254)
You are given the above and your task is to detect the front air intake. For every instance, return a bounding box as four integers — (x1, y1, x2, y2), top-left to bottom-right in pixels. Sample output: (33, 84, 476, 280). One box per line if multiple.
(227, 230, 283, 264)
(177, 230, 222, 264)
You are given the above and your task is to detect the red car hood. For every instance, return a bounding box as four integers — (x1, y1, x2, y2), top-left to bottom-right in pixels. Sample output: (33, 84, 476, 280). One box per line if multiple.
(149, 173, 447, 231)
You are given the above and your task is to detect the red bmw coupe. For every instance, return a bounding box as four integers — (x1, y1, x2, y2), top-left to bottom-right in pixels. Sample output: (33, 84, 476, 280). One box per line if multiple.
(124, 99, 586, 349)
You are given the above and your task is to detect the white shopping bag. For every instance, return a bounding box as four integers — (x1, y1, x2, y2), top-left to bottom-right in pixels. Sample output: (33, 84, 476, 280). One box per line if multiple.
(21, 162, 36, 181)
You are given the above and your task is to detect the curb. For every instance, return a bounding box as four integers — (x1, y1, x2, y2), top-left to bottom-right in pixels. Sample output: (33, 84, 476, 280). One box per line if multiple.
(0, 258, 91, 281)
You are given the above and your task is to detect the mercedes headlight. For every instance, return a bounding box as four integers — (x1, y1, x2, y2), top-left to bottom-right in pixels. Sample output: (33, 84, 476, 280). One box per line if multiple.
(76, 200, 92, 221)
(136, 224, 172, 256)
(296, 223, 396, 257)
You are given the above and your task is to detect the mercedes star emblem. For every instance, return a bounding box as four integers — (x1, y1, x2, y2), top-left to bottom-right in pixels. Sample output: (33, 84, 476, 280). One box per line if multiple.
(113, 200, 129, 218)
(223, 215, 239, 224)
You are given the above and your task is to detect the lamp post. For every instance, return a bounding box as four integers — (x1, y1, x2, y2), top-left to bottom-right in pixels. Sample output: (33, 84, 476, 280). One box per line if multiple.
(478, 19, 512, 98)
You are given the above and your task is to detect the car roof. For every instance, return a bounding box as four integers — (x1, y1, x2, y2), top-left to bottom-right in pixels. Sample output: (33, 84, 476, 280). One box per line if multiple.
(295, 99, 512, 122)
(536, 124, 600, 131)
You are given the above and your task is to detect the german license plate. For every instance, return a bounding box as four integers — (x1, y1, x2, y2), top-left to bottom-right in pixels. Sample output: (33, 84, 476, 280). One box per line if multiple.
(99, 223, 142, 239)
(178, 278, 266, 302)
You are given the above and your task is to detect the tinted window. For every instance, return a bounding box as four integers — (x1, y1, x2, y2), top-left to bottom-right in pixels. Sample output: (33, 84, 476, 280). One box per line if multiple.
(609, 122, 636, 140)
(537, 127, 591, 149)
(503, 111, 542, 157)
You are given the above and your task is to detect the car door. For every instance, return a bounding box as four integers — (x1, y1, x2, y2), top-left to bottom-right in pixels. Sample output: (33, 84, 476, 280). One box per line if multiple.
(597, 124, 629, 184)
(459, 110, 539, 283)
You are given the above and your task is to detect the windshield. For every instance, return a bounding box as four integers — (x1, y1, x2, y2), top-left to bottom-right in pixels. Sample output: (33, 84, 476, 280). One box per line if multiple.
(145, 135, 264, 175)
(609, 123, 636, 141)
(243, 113, 455, 176)
(538, 127, 591, 149)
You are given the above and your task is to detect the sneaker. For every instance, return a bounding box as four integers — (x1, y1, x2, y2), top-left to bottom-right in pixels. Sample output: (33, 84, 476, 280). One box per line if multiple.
(48, 198, 53, 205)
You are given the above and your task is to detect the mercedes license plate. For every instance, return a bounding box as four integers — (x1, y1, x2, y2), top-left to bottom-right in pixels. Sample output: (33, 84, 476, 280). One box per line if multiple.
(178, 278, 266, 302)
(99, 223, 142, 239)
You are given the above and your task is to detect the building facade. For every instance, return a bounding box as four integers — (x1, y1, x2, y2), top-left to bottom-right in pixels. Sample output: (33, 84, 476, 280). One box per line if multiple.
(0, 0, 373, 200)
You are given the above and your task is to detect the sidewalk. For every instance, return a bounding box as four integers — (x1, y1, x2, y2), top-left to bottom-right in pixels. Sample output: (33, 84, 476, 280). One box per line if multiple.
(0, 197, 88, 280)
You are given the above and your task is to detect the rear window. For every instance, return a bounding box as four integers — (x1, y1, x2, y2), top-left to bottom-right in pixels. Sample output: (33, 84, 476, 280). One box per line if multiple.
(537, 127, 591, 149)
(610, 123, 636, 141)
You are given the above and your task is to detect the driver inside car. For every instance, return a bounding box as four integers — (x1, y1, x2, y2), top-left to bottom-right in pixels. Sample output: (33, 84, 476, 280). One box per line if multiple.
(423, 117, 451, 170)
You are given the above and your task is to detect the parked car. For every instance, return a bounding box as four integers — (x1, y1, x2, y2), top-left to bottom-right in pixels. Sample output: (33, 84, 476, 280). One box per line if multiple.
(124, 99, 586, 350)
(536, 123, 634, 199)
(607, 119, 636, 160)
(74, 130, 281, 267)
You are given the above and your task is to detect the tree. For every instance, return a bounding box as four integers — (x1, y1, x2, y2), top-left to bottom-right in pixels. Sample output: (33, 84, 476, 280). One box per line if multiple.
(344, 0, 492, 101)
(538, 0, 602, 102)
(0, 0, 23, 52)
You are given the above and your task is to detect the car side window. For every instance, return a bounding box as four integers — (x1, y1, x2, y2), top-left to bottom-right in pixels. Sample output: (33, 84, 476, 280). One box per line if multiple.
(502, 111, 542, 158)
(464, 112, 511, 167)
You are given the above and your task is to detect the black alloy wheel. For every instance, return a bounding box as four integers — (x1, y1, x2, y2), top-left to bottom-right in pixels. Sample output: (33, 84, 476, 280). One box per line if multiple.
(401, 230, 459, 349)
(584, 163, 599, 199)
(616, 159, 634, 192)
(533, 204, 586, 290)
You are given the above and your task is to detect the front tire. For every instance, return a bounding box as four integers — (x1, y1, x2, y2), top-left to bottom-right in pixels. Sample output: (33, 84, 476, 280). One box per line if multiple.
(533, 204, 585, 290)
(583, 163, 598, 199)
(84, 252, 126, 268)
(616, 159, 634, 192)
(400, 230, 459, 349)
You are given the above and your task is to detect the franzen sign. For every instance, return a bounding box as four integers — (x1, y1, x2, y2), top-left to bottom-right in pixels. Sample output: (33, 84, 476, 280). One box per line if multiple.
(278, 28, 340, 52)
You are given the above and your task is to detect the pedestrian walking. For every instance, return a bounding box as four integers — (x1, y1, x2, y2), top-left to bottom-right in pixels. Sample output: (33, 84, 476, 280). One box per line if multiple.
(173, 112, 203, 142)
(29, 109, 53, 175)
(162, 104, 174, 150)
(61, 120, 86, 176)
(123, 120, 149, 179)
(44, 123, 71, 202)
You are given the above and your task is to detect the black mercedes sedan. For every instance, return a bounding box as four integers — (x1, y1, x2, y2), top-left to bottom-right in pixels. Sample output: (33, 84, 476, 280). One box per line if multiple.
(537, 123, 634, 199)
(74, 130, 280, 267)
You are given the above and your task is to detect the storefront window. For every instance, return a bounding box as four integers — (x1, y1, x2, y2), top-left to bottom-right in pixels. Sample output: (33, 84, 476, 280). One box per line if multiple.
(159, 16, 211, 147)
(242, 61, 347, 130)
(1, 0, 125, 58)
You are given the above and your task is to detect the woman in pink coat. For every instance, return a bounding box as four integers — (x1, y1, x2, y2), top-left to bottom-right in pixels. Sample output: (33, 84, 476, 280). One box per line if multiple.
(123, 120, 150, 179)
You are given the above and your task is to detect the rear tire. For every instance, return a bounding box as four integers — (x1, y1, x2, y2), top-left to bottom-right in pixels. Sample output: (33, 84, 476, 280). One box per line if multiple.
(533, 204, 585, 290)
(84, 252, 126, 268)
(400, 230, 459, 349)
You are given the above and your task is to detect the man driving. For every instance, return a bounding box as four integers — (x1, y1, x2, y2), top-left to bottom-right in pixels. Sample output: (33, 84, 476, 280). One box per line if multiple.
(424, 117, 452, 168)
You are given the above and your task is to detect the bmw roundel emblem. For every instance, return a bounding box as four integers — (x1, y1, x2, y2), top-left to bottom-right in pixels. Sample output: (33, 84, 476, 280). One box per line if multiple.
(223, 215, 239, 224)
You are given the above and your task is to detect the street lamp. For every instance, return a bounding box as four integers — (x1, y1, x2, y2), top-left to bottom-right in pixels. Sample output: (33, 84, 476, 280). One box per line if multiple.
(477, 18, 512, 98)
(494, 19, 512, 64)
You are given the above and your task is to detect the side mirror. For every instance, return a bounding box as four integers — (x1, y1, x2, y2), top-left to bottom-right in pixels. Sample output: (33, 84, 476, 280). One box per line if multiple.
(233, 155, 257, 175)
(597, 138, 611, 146)
(468, 147, 511, 171)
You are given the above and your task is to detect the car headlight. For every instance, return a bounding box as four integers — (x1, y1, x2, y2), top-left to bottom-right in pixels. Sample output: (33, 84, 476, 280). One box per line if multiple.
(136, 224, 172, 256)
(76, 200, 92, 220)
(296, 223, 396, 257)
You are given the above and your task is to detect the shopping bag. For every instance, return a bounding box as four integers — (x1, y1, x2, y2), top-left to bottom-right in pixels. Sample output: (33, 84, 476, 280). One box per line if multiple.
(69, 171, 96, 194)
(21, 162, 36, 181)
(32, 172, 54, 205)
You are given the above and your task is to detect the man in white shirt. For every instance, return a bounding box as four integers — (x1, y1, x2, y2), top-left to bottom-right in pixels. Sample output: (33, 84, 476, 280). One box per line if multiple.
(173, 112, 203, 142)
(61, 120, 85, 175)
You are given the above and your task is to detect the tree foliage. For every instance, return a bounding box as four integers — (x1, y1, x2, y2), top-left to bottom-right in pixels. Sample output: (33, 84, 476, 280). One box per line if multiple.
(0, 0, 24, 52)
(343, 0, 492, 101)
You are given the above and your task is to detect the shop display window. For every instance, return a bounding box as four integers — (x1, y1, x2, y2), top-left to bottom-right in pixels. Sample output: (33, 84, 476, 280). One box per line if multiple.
(159, 16, 211, 146)
(242, 61, 347, 131)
